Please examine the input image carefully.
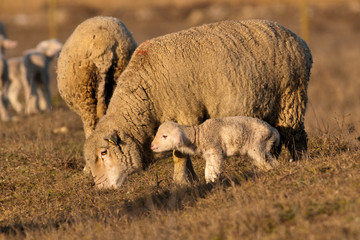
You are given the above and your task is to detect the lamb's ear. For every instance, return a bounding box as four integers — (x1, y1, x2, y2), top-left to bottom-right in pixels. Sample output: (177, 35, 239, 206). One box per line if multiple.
(104, 134, 120, 145)
(173, 132, 183, 148)
(3, 39, 17, 49)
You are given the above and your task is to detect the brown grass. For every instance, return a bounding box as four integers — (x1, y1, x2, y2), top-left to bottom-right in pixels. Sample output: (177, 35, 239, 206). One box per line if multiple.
(0, 108, 359, 239)
(1, 1, 360, 239)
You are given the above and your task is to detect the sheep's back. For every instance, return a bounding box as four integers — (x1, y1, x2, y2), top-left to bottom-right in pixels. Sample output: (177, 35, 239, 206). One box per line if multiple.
(57, 16, 137, 116)
(122, 20, 311, 126)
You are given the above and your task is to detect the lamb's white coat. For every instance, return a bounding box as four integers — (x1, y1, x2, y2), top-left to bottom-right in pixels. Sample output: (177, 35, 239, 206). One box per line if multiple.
(151, 116, 280, 183)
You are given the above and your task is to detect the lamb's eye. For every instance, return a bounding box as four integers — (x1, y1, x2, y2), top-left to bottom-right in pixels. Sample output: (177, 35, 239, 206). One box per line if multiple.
(100, 150, 107, 156)
(162, 135, 167, 139)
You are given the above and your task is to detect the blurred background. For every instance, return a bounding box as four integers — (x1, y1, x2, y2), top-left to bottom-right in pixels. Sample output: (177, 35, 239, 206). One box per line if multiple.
(1, 0, 359, 136)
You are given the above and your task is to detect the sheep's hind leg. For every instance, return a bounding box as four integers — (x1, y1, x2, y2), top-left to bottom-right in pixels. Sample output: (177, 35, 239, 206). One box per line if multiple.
(173, 150, 199, 185)
(204, 149, 224, 183)
(289, 125, 308, 161)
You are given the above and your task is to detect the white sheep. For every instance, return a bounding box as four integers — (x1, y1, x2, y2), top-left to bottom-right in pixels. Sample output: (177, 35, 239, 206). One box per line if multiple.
(6, 39, 63, 115)
(151, 117, 280, 183)
(80, 19, 312, 189)
(0, 35, 17, 122)
(57, 16, 137, 138)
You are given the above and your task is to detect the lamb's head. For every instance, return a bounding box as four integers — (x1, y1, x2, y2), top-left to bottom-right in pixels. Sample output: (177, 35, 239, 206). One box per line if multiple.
(36, 39, 63, 58)
(84, 130, 142, 189)
(151, 121, 183, 153)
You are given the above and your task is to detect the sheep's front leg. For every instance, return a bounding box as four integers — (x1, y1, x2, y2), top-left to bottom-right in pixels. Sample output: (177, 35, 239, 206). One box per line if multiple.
(247, 148, 273, 171)
(203, 149, 224, 183)
(173, 150, 199, 185)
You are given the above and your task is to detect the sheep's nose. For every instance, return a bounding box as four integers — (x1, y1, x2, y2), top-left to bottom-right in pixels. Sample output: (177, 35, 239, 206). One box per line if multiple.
(151, 143, 157, 151)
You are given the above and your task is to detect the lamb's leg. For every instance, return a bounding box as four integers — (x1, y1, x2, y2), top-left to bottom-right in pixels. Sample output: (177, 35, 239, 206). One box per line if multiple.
(37, 87, 47, 111)
(38, 70, 52, 112)
(203, 149, 224, 183)
(7, 77, 23, 114)
(247, 148, 273, 171)
(0, 91, 11, 122)
(173, 150, 199, 185)
(24, 71, 39, 115)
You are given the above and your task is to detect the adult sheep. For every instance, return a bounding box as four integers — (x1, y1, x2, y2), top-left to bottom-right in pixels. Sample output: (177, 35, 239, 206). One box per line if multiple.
(57, 16, 137, 138)
(84, 19, 312, 189)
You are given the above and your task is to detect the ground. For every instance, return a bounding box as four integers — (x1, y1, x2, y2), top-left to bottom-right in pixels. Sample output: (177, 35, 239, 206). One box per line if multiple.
(0, 0, 359, 239)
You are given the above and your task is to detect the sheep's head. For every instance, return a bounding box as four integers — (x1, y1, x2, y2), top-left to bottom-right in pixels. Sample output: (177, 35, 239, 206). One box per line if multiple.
(151, 121, 183, 153)
(36, 39, 63, 58)
(84, 131, 142, 189)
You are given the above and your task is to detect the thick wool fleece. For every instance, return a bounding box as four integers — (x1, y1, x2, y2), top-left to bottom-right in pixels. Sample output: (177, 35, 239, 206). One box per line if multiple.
(57, 16, 137, 138)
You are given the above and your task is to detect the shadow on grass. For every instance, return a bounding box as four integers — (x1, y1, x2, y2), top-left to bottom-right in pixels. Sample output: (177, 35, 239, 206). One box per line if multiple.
(121, 169, 256, 216)
(0, 170, 256, 236)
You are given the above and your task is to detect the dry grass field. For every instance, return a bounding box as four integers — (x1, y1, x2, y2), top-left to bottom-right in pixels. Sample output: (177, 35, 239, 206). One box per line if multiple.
(1, 0, 360, 239)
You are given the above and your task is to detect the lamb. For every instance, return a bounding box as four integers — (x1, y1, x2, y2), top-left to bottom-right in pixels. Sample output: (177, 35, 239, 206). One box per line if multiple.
(57, 16, 138, 138)
(151, 117, 280, 183)
(81, 19, 312, 189)
(6, 39, 63, 115)
(7, 57, 24, 113)
(0, 35, 17, 121)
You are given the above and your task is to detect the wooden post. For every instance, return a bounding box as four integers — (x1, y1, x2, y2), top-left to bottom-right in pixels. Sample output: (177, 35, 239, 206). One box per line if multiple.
(47, 0, 58, 39)
(300, 0, 310, 44)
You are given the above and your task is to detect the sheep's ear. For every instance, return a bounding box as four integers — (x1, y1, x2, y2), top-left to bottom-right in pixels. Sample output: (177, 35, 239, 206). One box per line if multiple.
(104, 134, 120, 145)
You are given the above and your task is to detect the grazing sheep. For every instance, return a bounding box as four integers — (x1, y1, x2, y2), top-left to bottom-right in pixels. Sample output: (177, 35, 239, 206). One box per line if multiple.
(151, 117, 280, 183)
(17, 39, 63, 114)
(57, 16, 138, 138)
(0, 35, 17, 121)
(82, 19, 312, 189)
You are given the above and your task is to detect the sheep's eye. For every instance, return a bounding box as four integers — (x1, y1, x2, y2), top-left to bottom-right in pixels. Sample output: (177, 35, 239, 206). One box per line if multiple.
(100, 150, 107, 156)
(162, 135, 167, 139)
